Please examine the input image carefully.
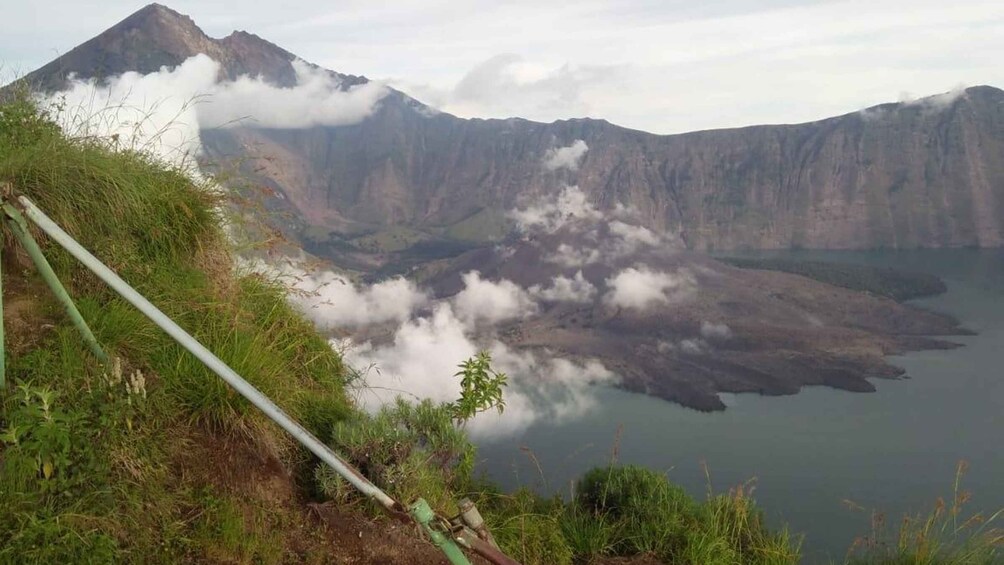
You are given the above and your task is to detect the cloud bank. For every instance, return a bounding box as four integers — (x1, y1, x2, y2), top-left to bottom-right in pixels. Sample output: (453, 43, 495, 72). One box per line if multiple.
(347, 303, 617, 438)
(41, 54, 388, 164)
(277, 262, 622, 439)
(401, 54, 620, 126)
(282, 267, 428, 328)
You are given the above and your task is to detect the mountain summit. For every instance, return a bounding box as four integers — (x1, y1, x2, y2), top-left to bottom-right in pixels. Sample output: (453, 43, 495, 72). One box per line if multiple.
(23, 5, 1004, 250)
(24, 3, 365, 89)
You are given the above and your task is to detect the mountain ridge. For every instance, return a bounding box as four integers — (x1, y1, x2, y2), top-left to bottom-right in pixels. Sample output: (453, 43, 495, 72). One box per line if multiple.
(20, 4, 1004, 251)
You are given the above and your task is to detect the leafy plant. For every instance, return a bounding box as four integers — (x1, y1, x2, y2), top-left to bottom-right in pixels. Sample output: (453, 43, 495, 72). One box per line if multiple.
(449, 351, 507, 425)
(1, 383, 75, 486)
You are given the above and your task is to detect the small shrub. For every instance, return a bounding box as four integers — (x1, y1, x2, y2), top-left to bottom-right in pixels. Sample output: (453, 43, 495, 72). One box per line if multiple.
(326, 398, 475, 511)
(576, 465, 698, 557)
(559, 509, 619, 562)
(698, 483, 800, 565)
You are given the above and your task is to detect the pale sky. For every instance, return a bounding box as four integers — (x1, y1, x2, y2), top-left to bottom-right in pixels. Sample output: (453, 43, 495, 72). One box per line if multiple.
(2, 0, 1003, 134)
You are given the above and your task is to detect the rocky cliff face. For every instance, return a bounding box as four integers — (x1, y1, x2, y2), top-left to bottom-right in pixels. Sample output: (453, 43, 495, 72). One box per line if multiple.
(22, 4, 1004, 251)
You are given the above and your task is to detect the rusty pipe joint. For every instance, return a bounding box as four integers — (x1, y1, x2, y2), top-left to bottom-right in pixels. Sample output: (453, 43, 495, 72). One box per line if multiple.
(456, 497, 498, 549)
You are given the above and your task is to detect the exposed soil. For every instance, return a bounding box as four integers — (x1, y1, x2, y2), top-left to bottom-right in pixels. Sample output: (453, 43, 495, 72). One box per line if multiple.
(2, 245, 60, 356)
(170, 425, 494, 564)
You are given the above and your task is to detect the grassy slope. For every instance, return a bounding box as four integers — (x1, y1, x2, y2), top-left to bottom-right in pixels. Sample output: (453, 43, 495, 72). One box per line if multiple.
(0, 96, 354, 563)
(0, 98, 998, 565)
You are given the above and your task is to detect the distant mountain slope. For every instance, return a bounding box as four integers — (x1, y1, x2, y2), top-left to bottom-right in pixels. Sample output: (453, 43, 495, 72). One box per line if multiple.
(22, 3, 1004, 251)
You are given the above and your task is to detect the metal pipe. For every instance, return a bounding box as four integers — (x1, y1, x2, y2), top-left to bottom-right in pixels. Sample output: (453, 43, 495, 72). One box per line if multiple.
(458, 497, 499, 549)
(455, 528, 524, 565)
(12, 195, 399, 511)
(1, 204, 108, 365)
(410, 498, 473, 565)
(1, 227, 6, 387)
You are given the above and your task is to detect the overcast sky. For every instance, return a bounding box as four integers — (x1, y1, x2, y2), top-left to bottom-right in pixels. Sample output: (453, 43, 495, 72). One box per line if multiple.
(2, 0, 1003, 134)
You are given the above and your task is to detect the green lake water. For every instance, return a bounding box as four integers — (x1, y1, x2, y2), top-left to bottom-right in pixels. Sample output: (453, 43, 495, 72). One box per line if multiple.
(476, 249, 1004, 563)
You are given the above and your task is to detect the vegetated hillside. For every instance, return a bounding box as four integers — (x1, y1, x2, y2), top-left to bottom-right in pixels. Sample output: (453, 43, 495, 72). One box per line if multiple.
(21, 4, 1004, 253)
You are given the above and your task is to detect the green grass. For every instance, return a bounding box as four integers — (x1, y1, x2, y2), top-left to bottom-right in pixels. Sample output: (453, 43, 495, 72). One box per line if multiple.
(845, 462, 1003, 565)
(1, 94, 352, 562)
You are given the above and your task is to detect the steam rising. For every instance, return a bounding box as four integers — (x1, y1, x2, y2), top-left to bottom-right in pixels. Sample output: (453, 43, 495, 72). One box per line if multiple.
(529, 271, 597, 303)
(700, 321, 732, 340)
(511, 185, 680, 267)
(453, 271, 537, 325)
(544, 139, 589, 171)
(604, 267, 696, 310)
(510, 185, 602, 233)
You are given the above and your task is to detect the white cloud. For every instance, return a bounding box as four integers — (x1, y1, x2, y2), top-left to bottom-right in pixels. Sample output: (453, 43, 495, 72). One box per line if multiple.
(512, 186, 678, 266)
(604, 267, 697, 310)
(529, 271, 597, 303)
(656, 337, 706, 354)
(700, 321, 732, 340)
(608, 221, 661, 247)
(11, 1, 1004, 136)
(40, 54, 388, 165)
(545, 243, 603, 268)
(862, 84, 971, 120)
(452, 271, 537, 325)
(679, 338, 706, 355)
(280, 265, 429, 328)
(346, 303, 617, 439)
(902, 83, 969, 109)
(543, 139, 589, 171)
(510, 185, 602, 233)
(251, 257, 617, 439)
(363, 1, 1004, 134)
(401, 54, 620, 124)
(200, 59, 388, 129)
(347, 304, 476, 410)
